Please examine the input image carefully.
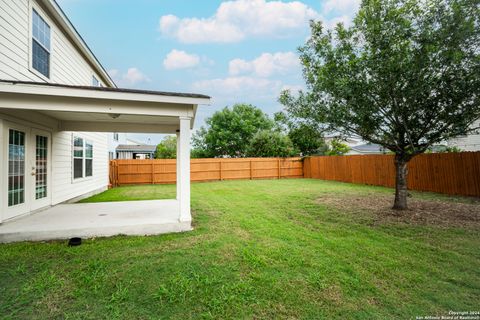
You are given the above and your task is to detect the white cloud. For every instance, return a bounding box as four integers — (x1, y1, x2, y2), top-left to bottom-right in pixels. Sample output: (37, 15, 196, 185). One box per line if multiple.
(108, 69, 119, 79)
(229, 52, 300, 77)
(163, 49, 201, 70)
(322, 0, 361, 16)
(108, 67, 150, 87)
(159, 0, 319, 43)
(193, 76, 281, 95)
(321, 0, 360, 28)
(123, 68, 150, 85)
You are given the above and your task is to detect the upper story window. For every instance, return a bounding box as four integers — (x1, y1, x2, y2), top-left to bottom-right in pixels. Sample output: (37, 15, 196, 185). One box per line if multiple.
(32, 9, 51, 78)
(92, 76, 100, 87)
(113, 133, 119, 141)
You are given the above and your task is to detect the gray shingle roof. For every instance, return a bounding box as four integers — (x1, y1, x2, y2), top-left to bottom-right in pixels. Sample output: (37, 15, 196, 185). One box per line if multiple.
(116, 145, 156, 152)
(351, 143, 384, 153)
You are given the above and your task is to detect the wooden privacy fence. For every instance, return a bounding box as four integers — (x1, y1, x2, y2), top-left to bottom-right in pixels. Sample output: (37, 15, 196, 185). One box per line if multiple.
(109, 152, 480, 197)
(110, 157, 303, 187)
(304, 152, 480, 197)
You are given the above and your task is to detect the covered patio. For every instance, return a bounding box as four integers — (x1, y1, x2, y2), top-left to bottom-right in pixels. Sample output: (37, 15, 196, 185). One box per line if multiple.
(0, 200, 189, 243)
(0, 80, 210, 243)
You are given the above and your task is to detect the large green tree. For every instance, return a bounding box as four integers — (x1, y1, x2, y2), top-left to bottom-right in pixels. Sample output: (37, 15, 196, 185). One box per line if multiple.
(155, 136, 176, 159)
(274, 112, 327, 156)
(280, 0, 480, 209)
(192, 104, 274, 157)
(246, 130, 298, 157)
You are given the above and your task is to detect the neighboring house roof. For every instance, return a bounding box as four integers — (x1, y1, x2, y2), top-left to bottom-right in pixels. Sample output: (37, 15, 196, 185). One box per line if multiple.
(116, 145, 156, 152)
(40, 0, 116, 87)
(350, 143, 385, 154)
(324, 135, 364, 147)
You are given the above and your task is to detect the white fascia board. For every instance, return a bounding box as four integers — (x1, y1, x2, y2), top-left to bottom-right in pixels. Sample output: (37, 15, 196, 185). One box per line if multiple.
(0, 82, 211, 106)
(0, 94, 194, 119)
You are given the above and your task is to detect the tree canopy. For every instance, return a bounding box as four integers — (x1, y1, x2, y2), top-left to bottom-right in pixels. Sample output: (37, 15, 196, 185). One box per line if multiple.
(280, 0, 480, 209)
(246, 130, 297, 157)
(155, 136, 176, 159)
(325, 140, 351, 156)
(192, 104, 274, 158)
(274, 112, 327, 156)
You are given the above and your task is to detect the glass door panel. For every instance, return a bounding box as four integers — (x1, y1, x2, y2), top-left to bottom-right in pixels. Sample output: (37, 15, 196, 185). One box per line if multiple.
(35, 135, 48, 200)
(8, 129, 25, 207)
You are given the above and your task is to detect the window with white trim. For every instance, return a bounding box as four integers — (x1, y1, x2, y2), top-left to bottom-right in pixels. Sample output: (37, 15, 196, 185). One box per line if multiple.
(32, 9, 50, 78)
(73, 136, 93, 179)
(85, 142, 93, 177)
(92, 75, 100, 87)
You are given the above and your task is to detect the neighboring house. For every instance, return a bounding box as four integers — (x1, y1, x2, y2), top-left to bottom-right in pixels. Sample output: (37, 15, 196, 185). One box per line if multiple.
(107, 132, 127, 159)
(324, 135, 364, 148)
(348, 143, 386, 155)
(0, 0, 209, 224)
(448, 120, 480, 151)
(116, 144, 156, 159)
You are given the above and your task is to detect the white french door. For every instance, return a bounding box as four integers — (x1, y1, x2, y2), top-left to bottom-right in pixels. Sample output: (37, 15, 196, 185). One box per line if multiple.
(3, 122, 51, 220)
(30, 128, 51, 211)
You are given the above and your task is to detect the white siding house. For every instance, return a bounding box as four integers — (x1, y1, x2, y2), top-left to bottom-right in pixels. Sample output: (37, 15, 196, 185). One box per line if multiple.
(107, 132, 127, 159)
(0, 0, 210, 232)
(448, 120, 480, 151)
(0, 0, 115, 221)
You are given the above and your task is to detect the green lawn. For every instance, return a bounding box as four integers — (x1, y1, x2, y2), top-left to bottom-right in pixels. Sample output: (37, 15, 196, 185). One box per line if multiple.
(1, 179, 479, 319)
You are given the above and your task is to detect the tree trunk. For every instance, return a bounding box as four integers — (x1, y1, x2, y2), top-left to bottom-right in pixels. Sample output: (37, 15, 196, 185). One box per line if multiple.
(393, 155, 409, 210)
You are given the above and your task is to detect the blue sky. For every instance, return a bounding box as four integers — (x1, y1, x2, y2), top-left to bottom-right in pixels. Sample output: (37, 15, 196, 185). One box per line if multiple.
(57, 0, 359, 144)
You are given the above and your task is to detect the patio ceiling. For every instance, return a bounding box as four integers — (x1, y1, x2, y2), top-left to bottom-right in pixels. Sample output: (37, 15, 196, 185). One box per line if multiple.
(0, 80, 211, 133)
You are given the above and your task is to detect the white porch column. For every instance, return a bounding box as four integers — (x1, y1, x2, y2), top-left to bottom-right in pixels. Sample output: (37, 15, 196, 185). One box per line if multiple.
(178, 117, 191, 222)
(0, 119, 3, 224)
(176, 132, 180, 200)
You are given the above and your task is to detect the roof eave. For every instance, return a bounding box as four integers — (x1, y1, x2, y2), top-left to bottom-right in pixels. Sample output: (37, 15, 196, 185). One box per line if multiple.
(0, 81, 211, 106)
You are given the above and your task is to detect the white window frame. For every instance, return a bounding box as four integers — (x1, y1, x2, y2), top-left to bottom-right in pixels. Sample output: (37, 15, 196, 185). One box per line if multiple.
(72, 135, 93, 182)
(29, 4, 52, 81)
(92, 75, 100, 87)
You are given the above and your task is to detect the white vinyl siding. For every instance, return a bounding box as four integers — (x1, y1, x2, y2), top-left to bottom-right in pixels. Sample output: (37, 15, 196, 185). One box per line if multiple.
(51, 131, 108, 205)
(0, 0, 105, 86)
(449, 120, 480, 151)
(0, 111, 109, 212)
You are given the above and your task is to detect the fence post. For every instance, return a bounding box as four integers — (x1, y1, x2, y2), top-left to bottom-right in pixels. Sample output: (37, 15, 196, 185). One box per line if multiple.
(113, 161, 118, 187)
(278, 158, 281, 179)
(151, 162, 155, 184)
(219, 159, 223, 181)
(250, 160, 253, 180)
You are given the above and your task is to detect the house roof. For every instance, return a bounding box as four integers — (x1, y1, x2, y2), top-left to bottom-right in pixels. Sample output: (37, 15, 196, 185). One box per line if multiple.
(41, 0, 116, 87)
(0, 80, 210, 133)
(351, 143, 385, 153)
(116, 145, 156, 152)
(0, 80, 210, 100)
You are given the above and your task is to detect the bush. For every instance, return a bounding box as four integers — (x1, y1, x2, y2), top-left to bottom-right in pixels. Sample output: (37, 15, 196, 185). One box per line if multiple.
(325, 140, 350, 156)
(155, 136, 176, 159)
(247, 130, 298, 157)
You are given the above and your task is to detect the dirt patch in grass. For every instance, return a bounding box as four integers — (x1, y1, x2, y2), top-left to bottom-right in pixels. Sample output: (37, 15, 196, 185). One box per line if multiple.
(317, 194, 480, 228)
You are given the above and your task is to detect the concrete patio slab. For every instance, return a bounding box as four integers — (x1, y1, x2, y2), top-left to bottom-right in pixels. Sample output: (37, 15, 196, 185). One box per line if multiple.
(0, 199, 192, 243)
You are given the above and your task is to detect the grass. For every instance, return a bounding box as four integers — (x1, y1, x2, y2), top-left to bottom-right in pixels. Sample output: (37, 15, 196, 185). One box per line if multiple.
(1, 179, 479, 319)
